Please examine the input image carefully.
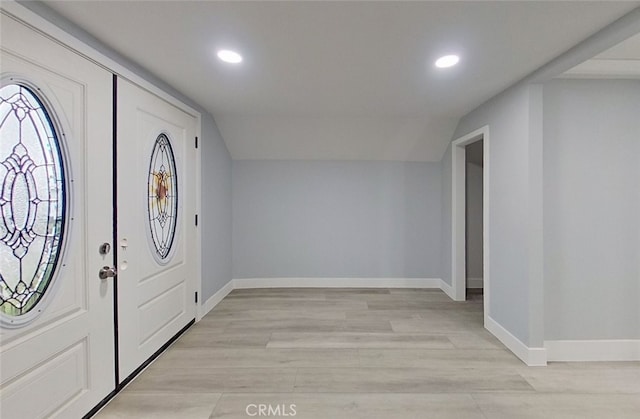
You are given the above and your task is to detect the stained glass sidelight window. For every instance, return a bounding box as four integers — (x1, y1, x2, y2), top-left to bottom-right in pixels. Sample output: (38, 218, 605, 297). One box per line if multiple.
(0, 84, 67, 318)
(147, 133, 178, 261)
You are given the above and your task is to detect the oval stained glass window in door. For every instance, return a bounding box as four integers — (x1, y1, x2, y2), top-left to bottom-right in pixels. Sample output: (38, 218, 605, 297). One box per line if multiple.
(147, 133, 178, 261)
(0, 84, 67, 318)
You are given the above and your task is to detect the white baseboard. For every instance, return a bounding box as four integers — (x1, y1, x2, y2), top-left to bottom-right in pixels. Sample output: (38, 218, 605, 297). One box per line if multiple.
(233, 277, 442, 289)
(485, 316, 547, 366)
(466, 277, 484, 288)
(545, 339, 640, 362)
(439, 279, 455, 300)
(198, 279, 234, 320)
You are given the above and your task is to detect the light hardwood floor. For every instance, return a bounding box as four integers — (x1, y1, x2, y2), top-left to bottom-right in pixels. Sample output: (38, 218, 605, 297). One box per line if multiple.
(96, 288, 640, 418)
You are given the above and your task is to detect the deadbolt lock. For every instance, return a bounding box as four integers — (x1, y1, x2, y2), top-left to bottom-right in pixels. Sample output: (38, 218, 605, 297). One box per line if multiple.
(99, 266, 117, 280)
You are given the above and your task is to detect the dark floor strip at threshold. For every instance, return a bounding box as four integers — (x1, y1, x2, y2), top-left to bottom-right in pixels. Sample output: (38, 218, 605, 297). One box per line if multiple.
(83, 319, 195, 419)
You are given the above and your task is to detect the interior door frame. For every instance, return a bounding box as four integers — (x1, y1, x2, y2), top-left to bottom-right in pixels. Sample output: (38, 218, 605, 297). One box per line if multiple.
(451, 125, 490, 326)
(0, 5, 203, 325)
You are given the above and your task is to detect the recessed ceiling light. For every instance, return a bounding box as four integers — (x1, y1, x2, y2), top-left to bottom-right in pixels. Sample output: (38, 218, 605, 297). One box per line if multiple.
(435, 55, 460, 68)
(217, 49, 243, 64)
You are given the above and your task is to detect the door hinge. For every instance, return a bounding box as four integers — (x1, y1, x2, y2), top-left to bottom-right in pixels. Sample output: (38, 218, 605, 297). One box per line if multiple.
(195, 136, 198, 149)
(195, 214, 198, 226)
(195, 291, 198, 304)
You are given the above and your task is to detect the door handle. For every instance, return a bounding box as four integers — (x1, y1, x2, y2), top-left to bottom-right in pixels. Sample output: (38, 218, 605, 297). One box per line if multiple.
(99, 266, 117, 280)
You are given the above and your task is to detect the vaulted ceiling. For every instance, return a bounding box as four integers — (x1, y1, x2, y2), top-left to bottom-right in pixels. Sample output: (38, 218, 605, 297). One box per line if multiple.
(43, 1, 639, 161)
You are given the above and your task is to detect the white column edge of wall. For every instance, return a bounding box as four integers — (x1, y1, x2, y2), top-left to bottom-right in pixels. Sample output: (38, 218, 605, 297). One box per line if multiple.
(486, 316, 547, 366)
(545, 340, 640, 362)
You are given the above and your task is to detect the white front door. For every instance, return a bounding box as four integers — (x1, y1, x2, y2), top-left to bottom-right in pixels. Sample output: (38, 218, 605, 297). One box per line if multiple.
(116, 78, 197, 380)
(0, 12, 114, 418)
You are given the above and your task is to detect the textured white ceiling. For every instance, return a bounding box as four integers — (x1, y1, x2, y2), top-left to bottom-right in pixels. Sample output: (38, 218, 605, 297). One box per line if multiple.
(44, 1, 638, 161)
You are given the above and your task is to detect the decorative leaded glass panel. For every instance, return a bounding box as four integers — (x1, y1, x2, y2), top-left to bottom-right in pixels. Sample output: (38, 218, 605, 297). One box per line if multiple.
(147, 133, 178, 261)
(0, 83, 67, 318)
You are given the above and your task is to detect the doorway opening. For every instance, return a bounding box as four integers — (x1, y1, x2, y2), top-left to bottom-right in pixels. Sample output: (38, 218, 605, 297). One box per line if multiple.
(451, 126, 489, 325)
(465, 140, 483, 301)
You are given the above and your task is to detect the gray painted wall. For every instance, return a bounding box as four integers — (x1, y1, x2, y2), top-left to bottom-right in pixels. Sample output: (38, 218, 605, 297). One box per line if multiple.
(20, 1, 234, 302)
(543, 79, 640, 340)
(450, 84, 543, 346)
(201, 115, 233, 301)
(233, 160, 442, 279)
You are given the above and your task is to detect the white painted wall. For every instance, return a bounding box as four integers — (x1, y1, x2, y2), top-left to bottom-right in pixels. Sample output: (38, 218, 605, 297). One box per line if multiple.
(543, 79, 640, 340)
(465, 161, 484, 284)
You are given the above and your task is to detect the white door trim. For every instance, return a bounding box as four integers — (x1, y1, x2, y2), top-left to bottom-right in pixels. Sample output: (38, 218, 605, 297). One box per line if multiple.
(194, 122, 203, 321)
(451, 126, 490, 326)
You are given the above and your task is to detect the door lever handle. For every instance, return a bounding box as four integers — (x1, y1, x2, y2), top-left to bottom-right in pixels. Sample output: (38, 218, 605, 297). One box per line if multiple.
(99, 266, 117, 280)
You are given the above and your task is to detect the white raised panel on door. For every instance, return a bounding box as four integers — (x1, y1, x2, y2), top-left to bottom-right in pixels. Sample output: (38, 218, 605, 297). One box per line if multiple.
(116, 78, 197, 379)
(0, 12, 114, 419)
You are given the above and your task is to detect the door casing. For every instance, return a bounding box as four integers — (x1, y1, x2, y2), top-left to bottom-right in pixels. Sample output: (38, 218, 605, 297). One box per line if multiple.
(451, 126, 490, 328)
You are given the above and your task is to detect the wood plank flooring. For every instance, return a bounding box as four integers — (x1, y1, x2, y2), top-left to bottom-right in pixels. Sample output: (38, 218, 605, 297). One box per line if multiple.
(96, 288, 640, 418)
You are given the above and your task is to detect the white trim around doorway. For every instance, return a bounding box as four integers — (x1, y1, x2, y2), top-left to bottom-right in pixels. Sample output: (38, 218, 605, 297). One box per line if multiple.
(451, 126, 490, 326)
